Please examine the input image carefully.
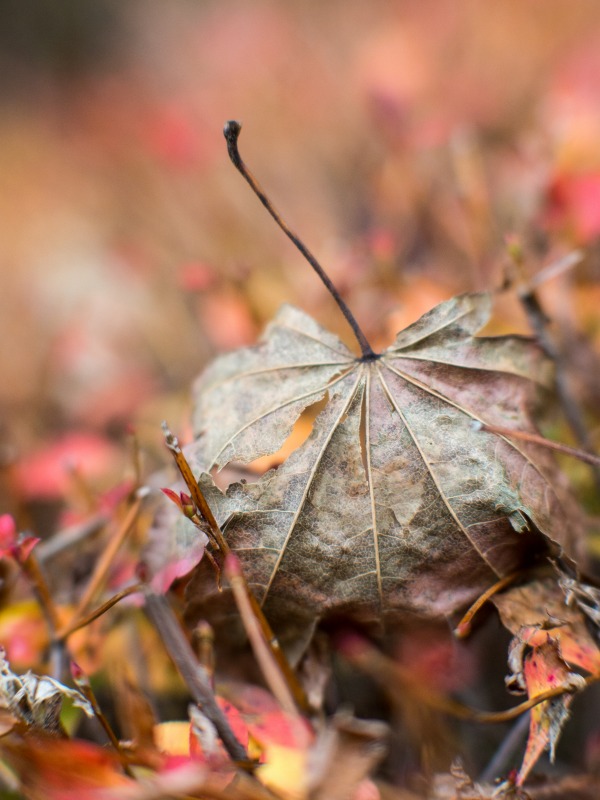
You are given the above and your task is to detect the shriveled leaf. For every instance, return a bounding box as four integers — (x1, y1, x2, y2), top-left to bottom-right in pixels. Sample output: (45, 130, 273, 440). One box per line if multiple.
(493, 578, 600, 680)
(186, 295, 583, 642)
(0, 650, 93, 733)
(518, 641, 583, 786)
(493, 578, 599, 783)
(559, 572, 600, 628)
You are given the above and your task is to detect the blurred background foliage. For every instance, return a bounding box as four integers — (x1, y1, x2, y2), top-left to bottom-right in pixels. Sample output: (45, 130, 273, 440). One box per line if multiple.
(1, 0, 600, 525)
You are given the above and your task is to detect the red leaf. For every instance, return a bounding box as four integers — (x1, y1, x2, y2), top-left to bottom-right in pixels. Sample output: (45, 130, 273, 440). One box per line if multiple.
(13, 433, 120, 501)
(0, 514, 39, 563)
(517, 641, 583, 786)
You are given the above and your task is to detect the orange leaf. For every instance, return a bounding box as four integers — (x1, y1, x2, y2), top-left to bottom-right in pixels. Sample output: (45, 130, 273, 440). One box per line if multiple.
(2, 734, 132, 800)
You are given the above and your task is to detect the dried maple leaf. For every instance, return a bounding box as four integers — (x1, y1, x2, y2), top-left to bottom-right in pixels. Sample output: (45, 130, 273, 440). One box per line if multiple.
(185, 293, 582, 647)
(493, 578, 600, 784)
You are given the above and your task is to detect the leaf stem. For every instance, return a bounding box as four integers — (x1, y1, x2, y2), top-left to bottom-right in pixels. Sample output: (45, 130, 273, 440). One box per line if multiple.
(223, 120, 377, 360)
(336, 630, 600, 726)
(162, 423, 229, 555)
(454, 571, 521, 639)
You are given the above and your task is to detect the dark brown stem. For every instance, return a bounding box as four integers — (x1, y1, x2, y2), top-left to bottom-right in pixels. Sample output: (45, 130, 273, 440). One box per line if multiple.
(22, 555, 61, 632)
(22, 553, 68, 680)
(143, 589, 252, 768)
(223, 120, 377, 360)
(72, 662, 134, 777)
(514, 265, 600, 491)
(337, 631, 599, 725)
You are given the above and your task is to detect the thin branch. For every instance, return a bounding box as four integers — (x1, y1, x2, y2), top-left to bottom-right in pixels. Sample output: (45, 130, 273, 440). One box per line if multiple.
(57, 584, 143, 641)
(162, 423, 229, 554)
(71, 661, 134, 777)
(508, 245, 600, 490)
(473, 421, 600, 467)
(336, 631, 600, 726)
(470, 675, 600, 723)
(223, 120, 377, 360)
(225, 554, 299, 717)
(73, 491, 145, 621)
(162, 422, 311, 714)
(142, 589, 251, 767)
(21, 554, 61, 633)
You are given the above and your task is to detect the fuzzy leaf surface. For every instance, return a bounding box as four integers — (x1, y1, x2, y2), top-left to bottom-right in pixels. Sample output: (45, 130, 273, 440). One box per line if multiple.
(187, 295, 582, 633)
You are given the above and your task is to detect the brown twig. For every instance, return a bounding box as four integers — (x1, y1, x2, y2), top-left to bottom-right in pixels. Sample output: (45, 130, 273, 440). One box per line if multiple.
(57, 583, 143, 641)
(142, 588, 252, 767)
(473, 421, 600, 467)
(21, 554, 61, 633)
(508, 245, 600, 490)
(71, 661, 134, 777)
(162, 422, 310, 713)
(337, 631, 600, 726)
(73, 491, 145, 621)
(23, 552, 70, 679)
(471, 675, 600, 723)
(225, 554, 299, 717)
(162, 423, 229, 554)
